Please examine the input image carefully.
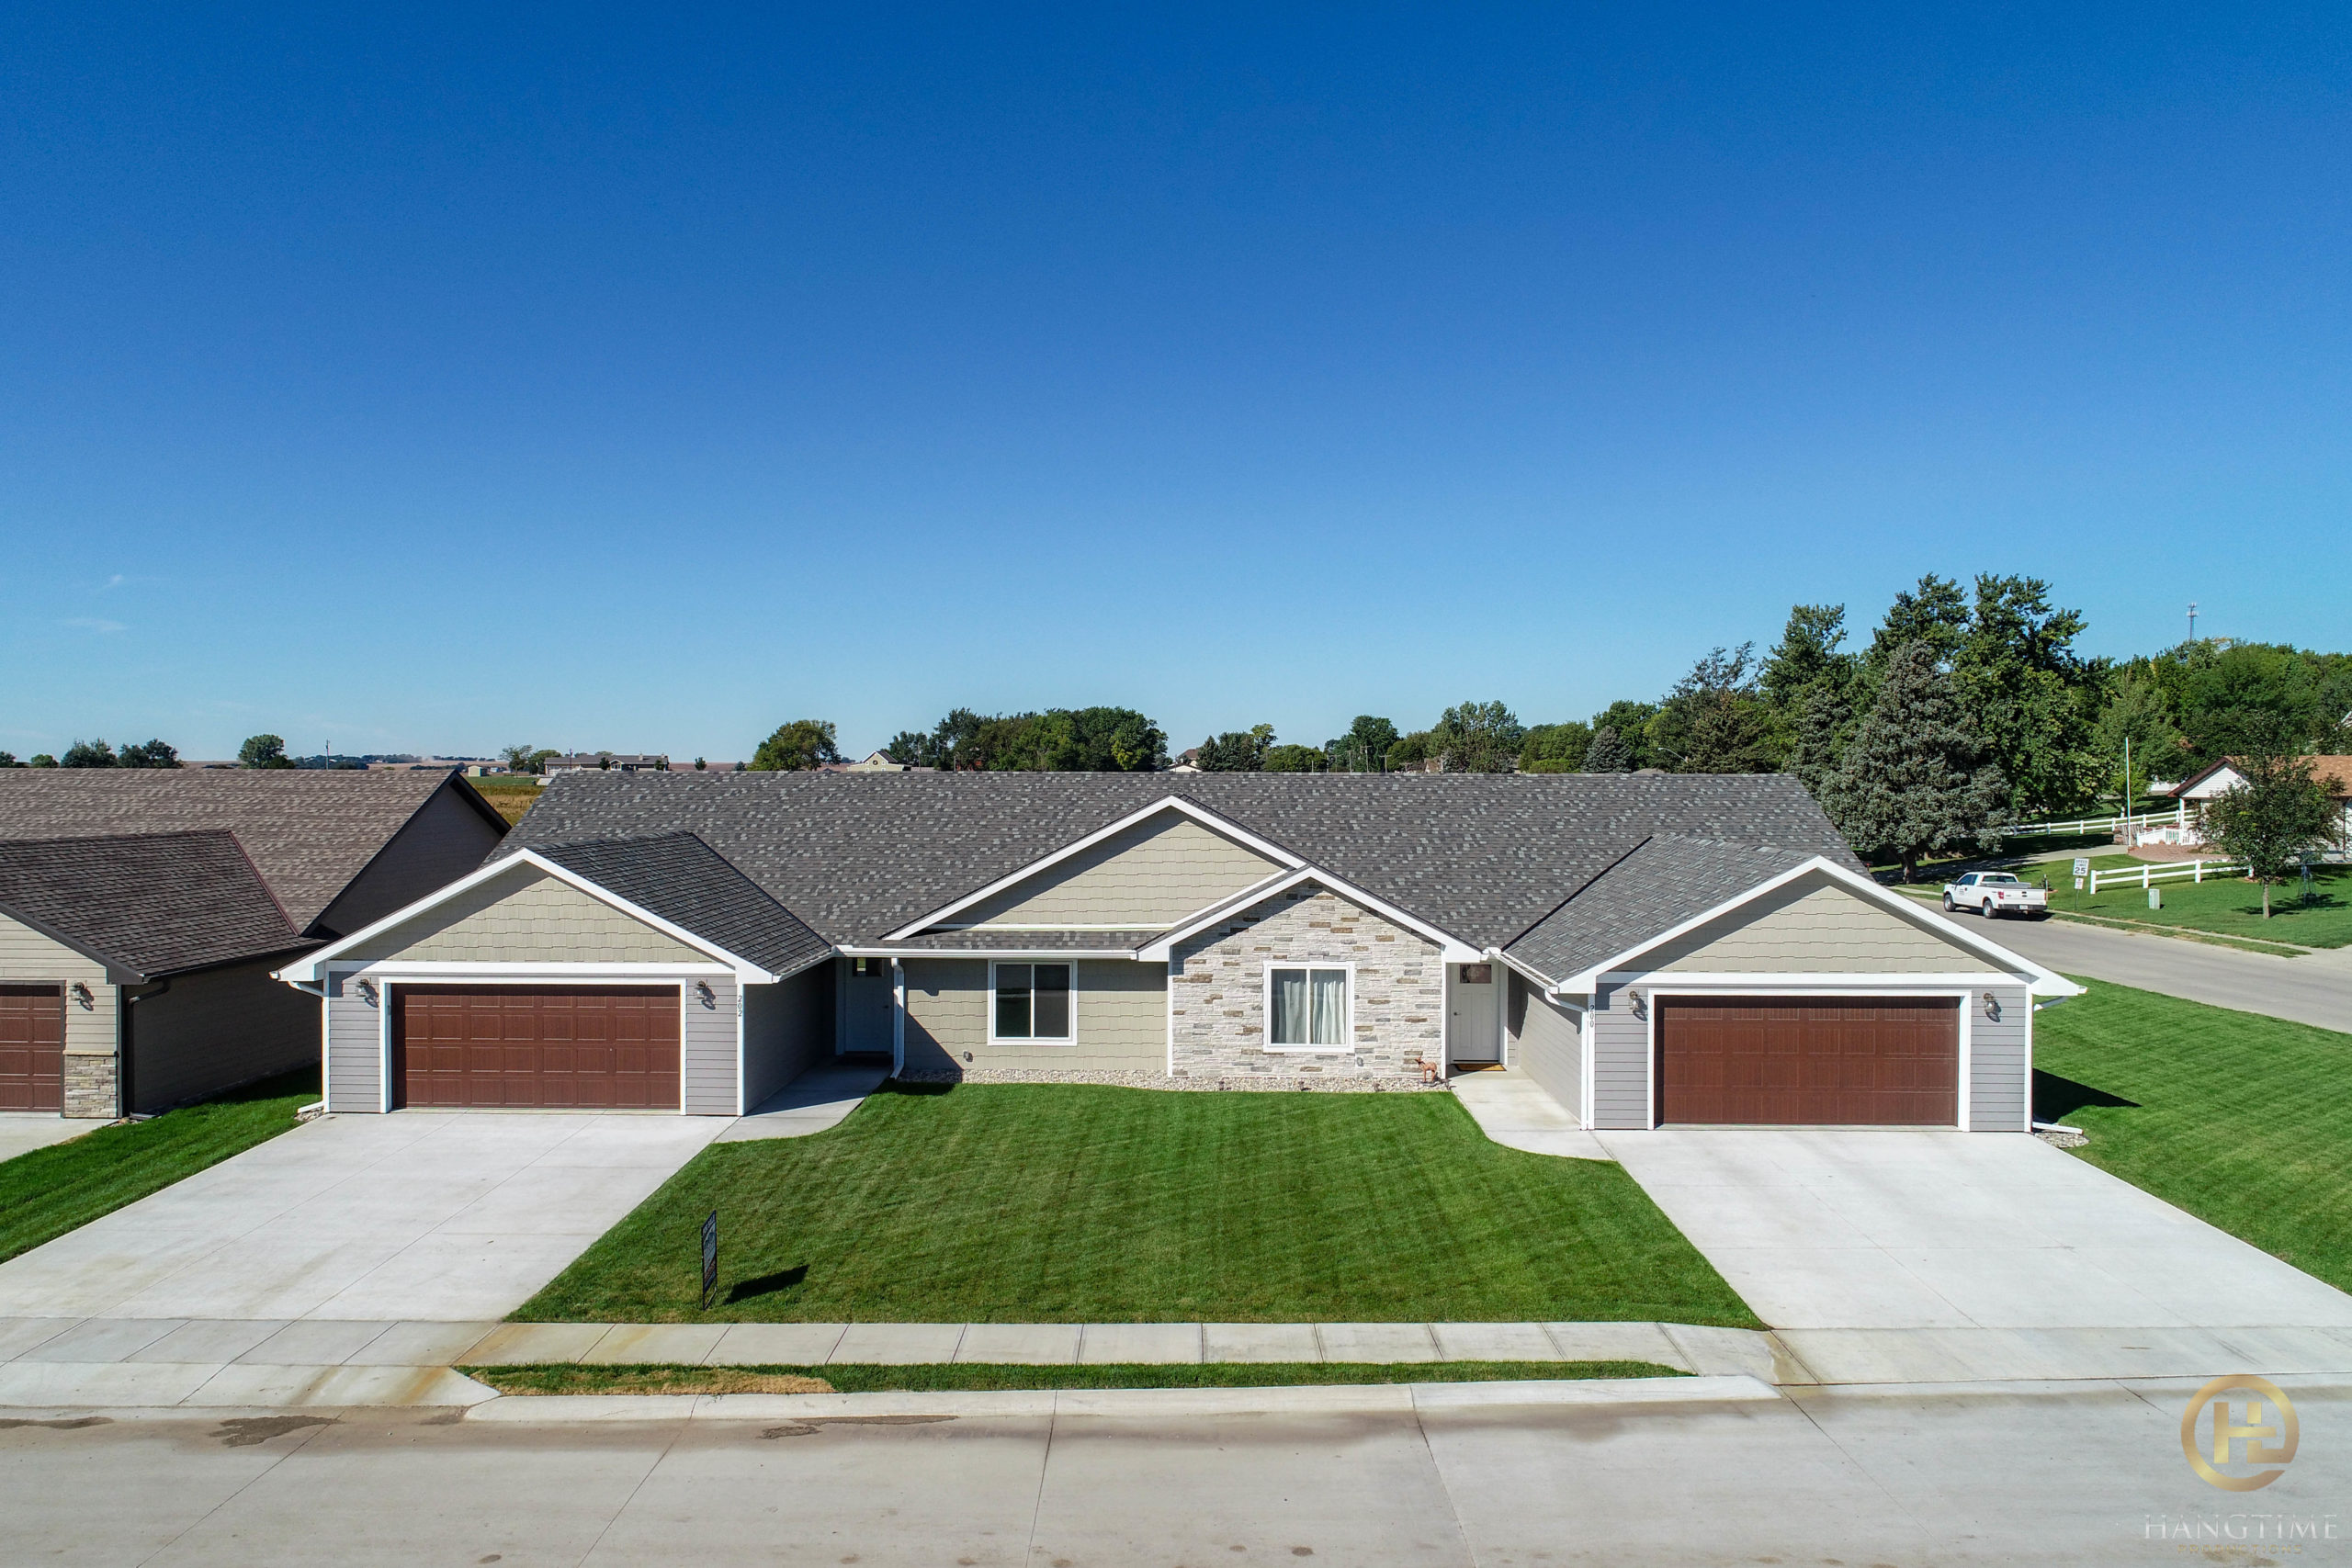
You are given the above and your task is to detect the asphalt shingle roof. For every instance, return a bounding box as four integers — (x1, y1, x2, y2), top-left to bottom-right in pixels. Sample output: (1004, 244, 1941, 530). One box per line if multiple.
(1502, 834, 1824, 985)
(534, 832, 831, 976)
(504, 772, 1861, 971)
(0, 830, 311, 980)
(0, 769, 496, 931)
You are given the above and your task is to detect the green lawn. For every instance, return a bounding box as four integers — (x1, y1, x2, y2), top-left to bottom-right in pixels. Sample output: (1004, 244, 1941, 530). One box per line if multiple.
(517, 1082, 1759, 1327)
(2033, 980, 2352, 1292)
(2050, 858, 2351, 947)
(0, 1068, 318, 1266)
(467, 1359, 1684, 1397)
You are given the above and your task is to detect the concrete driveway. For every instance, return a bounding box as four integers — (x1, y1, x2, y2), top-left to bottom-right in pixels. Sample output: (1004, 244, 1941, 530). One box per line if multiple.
(0, 1112, 722, 1323)
(1602, 1127, 2352, 1335)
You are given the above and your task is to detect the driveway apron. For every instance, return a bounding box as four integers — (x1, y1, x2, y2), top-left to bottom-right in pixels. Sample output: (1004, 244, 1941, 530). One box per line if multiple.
(0, 1111, 722, 1322)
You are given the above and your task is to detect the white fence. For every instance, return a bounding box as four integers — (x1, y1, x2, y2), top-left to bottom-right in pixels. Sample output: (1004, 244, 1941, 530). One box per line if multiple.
(1997, 804, 2189, 839)
(2084, 859, 2246, 895)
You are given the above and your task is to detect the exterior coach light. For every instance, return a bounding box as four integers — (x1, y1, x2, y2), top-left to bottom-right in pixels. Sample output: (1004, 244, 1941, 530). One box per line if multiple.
(355, 979, 379, 1006)
(70, 981, 95, 1009)
(1982, 992, 2001, 1021)
(1628, 990, 1646, 1019)
(695, 981, 717, 1010)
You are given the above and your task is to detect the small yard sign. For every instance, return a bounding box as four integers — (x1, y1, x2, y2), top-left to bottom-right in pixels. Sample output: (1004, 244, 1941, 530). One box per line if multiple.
(700, 1210, 718, 1311)
(2072, 858, 2090, 878)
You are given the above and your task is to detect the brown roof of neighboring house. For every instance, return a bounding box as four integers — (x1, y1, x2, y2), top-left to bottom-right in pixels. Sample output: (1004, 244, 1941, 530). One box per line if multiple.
(0, 769, 503, 930)
(0, 830, 311, 981)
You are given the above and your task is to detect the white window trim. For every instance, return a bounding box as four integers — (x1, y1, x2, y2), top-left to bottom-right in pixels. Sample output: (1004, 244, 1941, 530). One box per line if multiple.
(1261, 961, 1357, 1054)
(988, 959, 1078, 1045)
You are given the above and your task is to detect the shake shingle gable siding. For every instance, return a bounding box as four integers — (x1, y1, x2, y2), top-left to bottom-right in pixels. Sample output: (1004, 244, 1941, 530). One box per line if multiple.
(533, 833, 830, 977)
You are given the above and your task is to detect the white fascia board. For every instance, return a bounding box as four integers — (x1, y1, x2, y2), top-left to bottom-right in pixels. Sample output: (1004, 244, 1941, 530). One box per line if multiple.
(879, 796, 1305, 942)
(1138, 864, 1479, 962)
(273, 850, 779, 985)
(1608, 972, 2034, 988)
(1555, 855, 2084, 998)
(841, 945, 1144, 962)
(1488, 946, 1566, 998)
(322, 960, 736, 978)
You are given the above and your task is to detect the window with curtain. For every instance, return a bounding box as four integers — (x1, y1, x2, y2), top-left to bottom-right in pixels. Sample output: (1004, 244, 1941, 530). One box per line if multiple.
(992, 963, 1071, 1041)
(1269, 966, 1350, 1047)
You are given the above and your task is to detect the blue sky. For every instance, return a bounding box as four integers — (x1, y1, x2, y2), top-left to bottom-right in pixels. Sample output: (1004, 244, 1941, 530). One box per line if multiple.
(4, 6, 2346, 761)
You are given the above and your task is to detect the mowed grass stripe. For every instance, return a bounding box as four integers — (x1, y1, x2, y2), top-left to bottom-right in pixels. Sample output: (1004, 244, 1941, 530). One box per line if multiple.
(2035, 979, 2352, 1292)
(517, 1082, 1758, 1327)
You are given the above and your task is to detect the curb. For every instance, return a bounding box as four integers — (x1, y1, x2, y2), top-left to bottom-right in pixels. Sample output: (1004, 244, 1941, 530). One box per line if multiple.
(460, 1373, 1782, 1424)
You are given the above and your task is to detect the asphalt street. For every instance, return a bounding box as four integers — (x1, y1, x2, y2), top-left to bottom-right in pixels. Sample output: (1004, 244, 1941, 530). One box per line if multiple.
(8, 1380, 2349, 1565)
(1927, 904, 2352, 1032)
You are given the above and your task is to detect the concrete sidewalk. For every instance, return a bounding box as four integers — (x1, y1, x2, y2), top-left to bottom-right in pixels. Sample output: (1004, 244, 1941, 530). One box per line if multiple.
(1447, 1070, 1611, 1159)
(716, 1059, 890, 1142)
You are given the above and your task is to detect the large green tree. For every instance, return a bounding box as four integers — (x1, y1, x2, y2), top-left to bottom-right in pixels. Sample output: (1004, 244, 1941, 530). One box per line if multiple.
(2090, 671, 2189, 804)
(1518, 720, 1593, 773)
(1587, 701, 1657, 769)
(749, 719, 842, 772)
(1645, 646, 1776, 773)
(1951, 574, 2100, 818)
(238, 734, 294, 769)
(1261, 743, 1329, 773)
(1197, 724, 1275, 772)
(1324, 715, 1400, 773)
(1428, 700, 1524, 773)
(1818, 641, 2007, 883)
(2196, 746, 2339, 919)
(60, 739, 118, 768)
(1579, 727, 1634, 773)
(1864, 573, 1971, 674)
(889, 707, 1166, 771)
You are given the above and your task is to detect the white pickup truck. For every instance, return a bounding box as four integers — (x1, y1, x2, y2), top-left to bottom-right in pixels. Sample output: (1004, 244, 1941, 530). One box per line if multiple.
(1940, 871, 2051, 919)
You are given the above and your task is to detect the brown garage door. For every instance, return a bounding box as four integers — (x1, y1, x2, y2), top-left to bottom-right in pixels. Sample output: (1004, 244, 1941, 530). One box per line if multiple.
(1657, 997, 1957, 1126)
(0, 985, 65, 1112)
(392, 987, 680, 1110)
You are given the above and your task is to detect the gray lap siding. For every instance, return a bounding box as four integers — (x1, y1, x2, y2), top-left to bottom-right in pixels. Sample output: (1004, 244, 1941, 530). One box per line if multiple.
(743, 964, 832, 1111)
(325, 977, 382, 1112)
(1966, 987, 2030, 1132)
(682, 977, 738, 1115)
(127, 957, 319, 1113)
(1506, 969, 1584, 1122)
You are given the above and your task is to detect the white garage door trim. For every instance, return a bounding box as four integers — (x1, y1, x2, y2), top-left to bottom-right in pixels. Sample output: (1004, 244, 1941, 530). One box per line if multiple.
(1634, 979, 1984, 1132)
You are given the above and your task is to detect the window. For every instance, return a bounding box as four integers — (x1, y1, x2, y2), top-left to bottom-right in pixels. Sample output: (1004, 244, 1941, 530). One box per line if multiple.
(1268, 965, 1350, 1048)
(992, 963, 1071, 1041)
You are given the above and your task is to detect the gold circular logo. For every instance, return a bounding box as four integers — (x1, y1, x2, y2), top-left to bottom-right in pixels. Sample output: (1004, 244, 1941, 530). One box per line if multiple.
(2181, 1375, 2299, 1492)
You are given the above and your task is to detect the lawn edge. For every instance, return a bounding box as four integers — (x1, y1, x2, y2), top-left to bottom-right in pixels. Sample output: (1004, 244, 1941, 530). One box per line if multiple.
(461, 1358, 1690, 1396)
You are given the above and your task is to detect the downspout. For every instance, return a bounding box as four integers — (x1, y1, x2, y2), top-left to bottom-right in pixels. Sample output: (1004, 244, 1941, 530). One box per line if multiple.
(888, 959, 908, 1081)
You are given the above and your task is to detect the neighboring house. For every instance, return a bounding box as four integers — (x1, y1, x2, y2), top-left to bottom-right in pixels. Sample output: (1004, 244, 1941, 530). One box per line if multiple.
(0, 771, 508, 1118)
(542, 754, 670, 776)
(2150, 756, 2352, 852)
(278, 773, 2075, 1132)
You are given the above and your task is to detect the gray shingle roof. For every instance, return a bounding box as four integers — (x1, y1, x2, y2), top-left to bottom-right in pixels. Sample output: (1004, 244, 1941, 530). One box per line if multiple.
(1501, 834, 1825, 986)
(533, 833, 831, 977)
(0, 770, 500, 931)
(867, 930, 1168, 953)
(0, 830, 311, 980)
(505, 773, 1861, 962)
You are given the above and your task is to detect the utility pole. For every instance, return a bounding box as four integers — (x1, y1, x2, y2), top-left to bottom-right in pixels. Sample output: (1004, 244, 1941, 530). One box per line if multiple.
(2187, 603, 2198, 641)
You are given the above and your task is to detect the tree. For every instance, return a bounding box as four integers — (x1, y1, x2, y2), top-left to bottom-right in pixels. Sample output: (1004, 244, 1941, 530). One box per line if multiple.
(0, 752, 19, 767)
(1865, 573, 1971, 673)
(2197, 748, 2337, 919)
(60, 739, 118, 768)
(1197, 725, 1275, 772)
(1763, 604, 1859, 714)
(694, 757, 707, 771)
(1262, 743, 1329, 773)
(749, 719, 842, 772)
(117, 739, 179, 769)
(1951, 574, 2100, 818)
(1429, 700, 1525, 773)
(1385, 731, 1433, 772)
(28, 754, 57, 768)
(1648, 646, 1775, 773)
(1789, 687, 1849, 802)
(2091, 671, 2188, 804)
(888, 707, 1166, 771)
(1324, 715, 1399, 773)
(238, 734, 294, 769)
(1519, 720, 1593, 773)
(880, 730, 931, 765)
(1817, 641, 2006, 884)
(1580, 727, 1634, 773)
(1588, 701, 1657, 768)
(500, 744, 546, 774)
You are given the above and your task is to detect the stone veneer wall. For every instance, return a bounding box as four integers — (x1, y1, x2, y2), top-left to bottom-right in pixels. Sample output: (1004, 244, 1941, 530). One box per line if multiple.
(1169, 883, 1443, 1089)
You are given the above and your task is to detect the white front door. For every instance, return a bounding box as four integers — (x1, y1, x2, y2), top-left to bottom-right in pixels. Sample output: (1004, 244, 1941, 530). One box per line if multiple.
(1448, 964, 1500, 1064)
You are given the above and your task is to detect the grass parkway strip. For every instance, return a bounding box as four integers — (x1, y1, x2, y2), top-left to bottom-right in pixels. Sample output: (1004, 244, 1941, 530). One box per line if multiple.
(2034, 978, 2352, 1294)
(517, 1082, 1760, 1328)
(465, 1359, 1686, 1396)
(0, 1068, 318, 1267)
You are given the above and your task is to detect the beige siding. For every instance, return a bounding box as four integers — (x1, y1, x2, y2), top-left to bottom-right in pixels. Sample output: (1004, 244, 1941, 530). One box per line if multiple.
(949, 814, 1280, 931)
(127, 957, 318, 1113)
(1643, 873, 2006, 975)
(901, 957, 1167, 1074)
(338, 863, 710, 964)
(318, 781, 506, 938)
(0, 908, 119, 1116)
